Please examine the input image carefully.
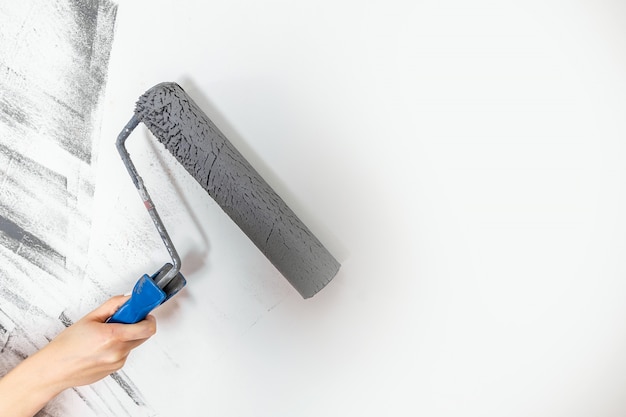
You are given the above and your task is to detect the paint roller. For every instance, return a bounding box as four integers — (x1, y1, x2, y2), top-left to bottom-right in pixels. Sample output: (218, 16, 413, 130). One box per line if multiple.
(108, 82, 340, 324)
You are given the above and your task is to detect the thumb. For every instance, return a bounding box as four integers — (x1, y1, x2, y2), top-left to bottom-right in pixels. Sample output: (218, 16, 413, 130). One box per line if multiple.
(85, 295, 131, 322)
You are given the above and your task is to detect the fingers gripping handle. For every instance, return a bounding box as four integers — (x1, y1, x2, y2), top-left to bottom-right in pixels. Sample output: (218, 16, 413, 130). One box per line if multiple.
(108, 276, 164, 324)
(108, 264, 187, 324)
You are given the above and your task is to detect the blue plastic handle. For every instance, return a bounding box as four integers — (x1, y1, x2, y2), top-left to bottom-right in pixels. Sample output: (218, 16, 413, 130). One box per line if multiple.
(107, 264, 186, 324)
(108, 275, 165, 324)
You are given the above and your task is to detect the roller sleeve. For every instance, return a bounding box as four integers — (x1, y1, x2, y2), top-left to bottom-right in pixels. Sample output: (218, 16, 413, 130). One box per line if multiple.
(134, 82, 340, 298)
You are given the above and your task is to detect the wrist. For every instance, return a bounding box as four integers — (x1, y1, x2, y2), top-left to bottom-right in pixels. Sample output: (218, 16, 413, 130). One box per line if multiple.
(24, 347, 72, 396)
(0, 351, 67, 416)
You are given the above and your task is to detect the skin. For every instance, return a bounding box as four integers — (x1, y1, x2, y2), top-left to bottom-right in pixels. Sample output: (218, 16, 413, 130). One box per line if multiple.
(0, 295, 156, 417)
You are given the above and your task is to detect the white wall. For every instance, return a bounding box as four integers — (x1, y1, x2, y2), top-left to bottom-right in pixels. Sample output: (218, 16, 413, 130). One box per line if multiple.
(97, 1, 626, 415)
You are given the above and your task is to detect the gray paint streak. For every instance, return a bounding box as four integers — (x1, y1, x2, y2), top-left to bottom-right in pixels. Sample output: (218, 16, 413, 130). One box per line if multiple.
(135, 82, 340, 298)
(0, 1, 149, 416)
(0, 214, 66, 272)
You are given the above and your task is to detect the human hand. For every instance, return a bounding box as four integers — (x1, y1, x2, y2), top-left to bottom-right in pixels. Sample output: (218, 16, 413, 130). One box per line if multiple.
(0, 295, 157, 417)
(38, 295, 157, 389)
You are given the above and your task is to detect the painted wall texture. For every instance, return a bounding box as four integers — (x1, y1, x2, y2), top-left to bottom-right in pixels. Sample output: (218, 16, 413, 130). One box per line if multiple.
(4, 0, 626, 416)
(0, 1, 153, 415)
(0, 1, 312, 415)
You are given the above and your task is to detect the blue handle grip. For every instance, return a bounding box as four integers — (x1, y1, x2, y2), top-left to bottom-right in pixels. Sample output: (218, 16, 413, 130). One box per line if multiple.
(107, 263, 187, 324)
(108, 275, 165, 324)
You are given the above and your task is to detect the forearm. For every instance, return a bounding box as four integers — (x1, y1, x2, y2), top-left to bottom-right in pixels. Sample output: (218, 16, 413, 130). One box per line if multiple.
(0, 351, 67, 417)
(0, 296, 155, 416)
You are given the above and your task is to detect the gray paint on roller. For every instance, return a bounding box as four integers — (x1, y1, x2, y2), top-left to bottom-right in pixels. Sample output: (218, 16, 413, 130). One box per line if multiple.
(135, 82, 340, 298)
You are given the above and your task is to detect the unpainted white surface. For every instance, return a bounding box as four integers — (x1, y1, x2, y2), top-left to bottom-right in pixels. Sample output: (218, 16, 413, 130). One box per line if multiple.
(93, 0, 626, 415)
